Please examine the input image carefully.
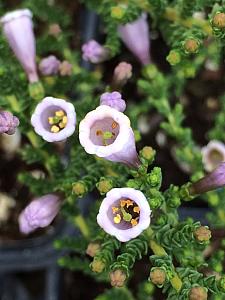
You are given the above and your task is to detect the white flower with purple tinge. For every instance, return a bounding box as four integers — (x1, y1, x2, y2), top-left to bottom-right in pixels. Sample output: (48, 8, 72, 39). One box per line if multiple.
(79, 105, 140, 168)
(97, 188, 151, 242)
(39, 55, 61, 76)
(0, 9, 38, 83)
(201, 140, 225, 172)
(100, 92, 126, 112)
(0, 111, 19, 135)
(82, 40, 110, 63)
(19, 194, 61, 234)
(31, 97, 76, 142)
(118, 13, 150, 65)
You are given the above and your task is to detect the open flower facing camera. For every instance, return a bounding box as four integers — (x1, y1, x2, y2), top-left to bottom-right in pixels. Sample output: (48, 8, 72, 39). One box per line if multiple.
(31, 97, 76, 142)
(97, 188, 151, 242)
(201, 140, 225, 172)
(79, 105, 140, 168)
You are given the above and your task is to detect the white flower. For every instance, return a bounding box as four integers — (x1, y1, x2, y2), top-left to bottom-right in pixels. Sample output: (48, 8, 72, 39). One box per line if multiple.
(97, 188, 151, 242)
(202, 140, 225, 172)
(79, 105, 140, 168)
(31, 97, 76, 142)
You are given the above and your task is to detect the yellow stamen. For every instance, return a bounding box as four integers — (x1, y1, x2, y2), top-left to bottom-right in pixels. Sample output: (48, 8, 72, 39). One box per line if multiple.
(114, 214, 121, 224)
(55, 110, 65, 117)
(133, 206, 140, 214)
(96, 130, 103, 136)
(59, 122, 66, 129)
(48, 117, 54, 125)
(131, 219, 138, 227)
(120, 199, 127, 207)
(112, 121, 118, 129)
(51, 125, 60, 133)
(62, 116, 68, 124)
(112, 207, 119, 214)
(126, 200, 134, 208)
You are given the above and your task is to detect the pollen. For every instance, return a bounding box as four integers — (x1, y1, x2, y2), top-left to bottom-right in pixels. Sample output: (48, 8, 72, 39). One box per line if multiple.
(133, 206, 140, 213)
(112, 121, 118, 129)
(48, 110, 67, 133)
(112, 206, 119, 214)
(51, 125, 60, 133)
(131, 219, 138, 227)
(48, 117, 54, 124)
(96, 130, 103, 136)
(55, 110, 64, 117)
(114, 214, 121, 224)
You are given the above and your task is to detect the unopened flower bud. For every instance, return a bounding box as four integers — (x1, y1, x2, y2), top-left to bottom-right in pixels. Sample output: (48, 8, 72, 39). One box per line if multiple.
(212, 12, 225, 29)
(86, 242, 101, 257)
(96, 178, 113, 194)
(167, 50, 181, 65)
(100, 91, 126, 112)
(39, 55, 60, 76)
(111, 6, 125, 19)
(112, 62, 132, 89)
(28, 81, 45, 100)
(194, 226, 211, 243)
(140, 146, 155, 162)
(48, 23, 61, 37)
(59, 60, 72, 76)
(82, 40, 110, 64)
(91, 258, 105, 273)
(183, 39, 200, 54)
(0, 111, 19, 135)
(110, 269, 126, 287)
(189, 286, 208, 300)
(72, 182, 87, 197)
(149, 268, 166, 286)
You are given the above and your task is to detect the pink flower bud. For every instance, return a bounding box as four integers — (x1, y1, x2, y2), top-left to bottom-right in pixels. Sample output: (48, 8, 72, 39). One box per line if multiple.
(39, 55, 61, 76)
(100, 92, 126, 112)
(82, 40, 110, 63)
(19, 194, 61, 234)
(0, 111, 19, 135)
(113, 62, 132, 88)
(118, 14, 150, 65)
(59, 60, 72, 76)
(0, 9, 38, 83)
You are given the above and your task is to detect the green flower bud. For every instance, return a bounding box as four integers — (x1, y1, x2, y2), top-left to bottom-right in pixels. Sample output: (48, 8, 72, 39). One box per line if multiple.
(212, 12, 225, 29)
(194, 226, 211, 243)
(189, 286, 208, 300)
(149, 267, 166, 286)
(91, 258, 105, 273)
(110, 269, 126, 287)
(167, 50, 181, 65)
(96, 178, 113, 194)
(72, 181, 88, 197)
(111, 6, 126, 19)
(140, 146, 155, 162)
(86, 242, 101, 257)
(28, 81, 45, 101)
(183, 38, 200, 54)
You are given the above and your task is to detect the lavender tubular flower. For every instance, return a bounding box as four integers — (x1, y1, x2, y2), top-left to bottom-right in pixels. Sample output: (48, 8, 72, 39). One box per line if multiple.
(201, 140, 225, 172)
(82, 40, 110, 63)
(189, 163, 225, 195)
(0, 9, 38, 83)
(19, 194, 61, 234)
(118, 14, 150, 65)
(79, 105, 140, 168)
(100, 92, 126, 112)
(31, 97, 76, 142)
(97, 188, 151, 242)
(0, 111, 19, 135)
(39, 55, 61, 76)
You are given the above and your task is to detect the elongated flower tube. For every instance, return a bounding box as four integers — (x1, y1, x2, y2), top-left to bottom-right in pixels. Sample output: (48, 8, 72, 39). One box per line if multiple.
(82, 40, 110, 63)
(189, 163, 225, 195)
(201, 140, 225, 172)
(100, 91, 126, 112)
(118, 14, 150, 65)
(19, 194, 61, 234)
(97, 188, 151, 242)
(79, 105, 140, 168)
(31, 97, 76, 142)
(0, 9, 38, 83)
(0, 111, 19, 135)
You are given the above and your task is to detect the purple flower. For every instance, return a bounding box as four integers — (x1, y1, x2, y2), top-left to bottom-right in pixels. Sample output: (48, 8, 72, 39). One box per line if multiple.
(0, 111, 19, 135)
(19, 194, 61, 234)
(0, 9, 38, 83)
(190, 163, 225, 195)
(39, 55, 61, 76)
(118, 14, 150, 65)
(82, 40, 110, 64)
(31, 97, 76, 142)
(97, 188, 151, 242)
(112, 62, 132, 88)
(79, 105, 140, 168)
(100, 92, 126, 112)
(201, 140, 225, 172)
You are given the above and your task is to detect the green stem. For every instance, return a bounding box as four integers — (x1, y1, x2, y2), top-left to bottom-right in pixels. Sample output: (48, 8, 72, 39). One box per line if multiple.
(73, 215, 90, 239)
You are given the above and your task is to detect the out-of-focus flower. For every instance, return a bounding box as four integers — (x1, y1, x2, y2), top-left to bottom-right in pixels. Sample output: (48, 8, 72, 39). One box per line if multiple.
(189, 286, 208, 300)
(0, 128, 21, 157)
(100, 91, 126, 112)
(82, 40, 110, 63)
(201, 140, 225, 172)
(31, 97, 76, 142)
(189, 162, 225, 195)
(110, 269, 127, 287)
(112, 62, 132, 89)
(86, 242, 101, 257)
(118, 14, 150, 65)
(0, 193, 16, 223)
(59, 60, 72, 76)
(48, 23, 62, 37)
(0, 9, 38, 83)
(97, 188, 151, 242)
(19, 194, 61, 234)
(79, 105, 140, 168)
(0, 111, 19, 135)
(39, 55, 61, 76)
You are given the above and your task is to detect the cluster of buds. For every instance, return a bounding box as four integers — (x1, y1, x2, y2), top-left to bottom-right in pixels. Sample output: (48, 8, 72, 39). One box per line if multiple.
(39, 56, 72, 77)
(0, 111, 19, 135)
